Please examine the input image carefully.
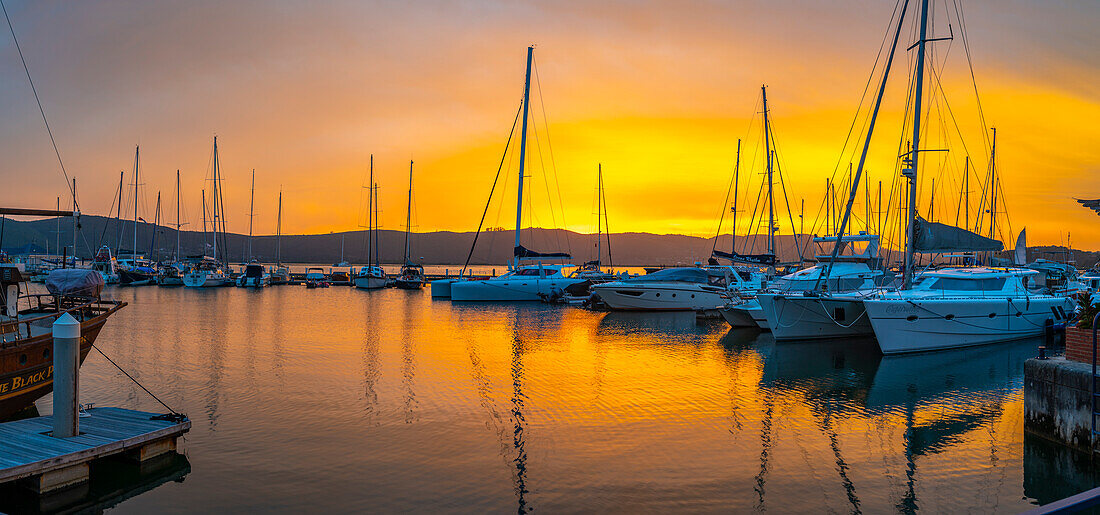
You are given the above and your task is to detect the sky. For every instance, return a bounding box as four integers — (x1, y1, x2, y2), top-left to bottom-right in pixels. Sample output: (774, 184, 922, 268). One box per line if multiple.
(1, 0, 1097, 249)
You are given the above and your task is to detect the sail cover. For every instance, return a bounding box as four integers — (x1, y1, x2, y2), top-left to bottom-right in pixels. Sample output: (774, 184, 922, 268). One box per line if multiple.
(912, 216, 1003, 253)
(711, 250, 777, 266)
(46, 269, 104, 297)
(514, 245, 571, 259)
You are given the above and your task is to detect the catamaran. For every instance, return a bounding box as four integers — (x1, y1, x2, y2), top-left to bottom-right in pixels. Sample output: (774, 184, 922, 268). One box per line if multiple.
(448, 46, 587, 301)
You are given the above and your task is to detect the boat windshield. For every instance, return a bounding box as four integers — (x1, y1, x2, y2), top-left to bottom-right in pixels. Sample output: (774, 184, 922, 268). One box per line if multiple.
(625, 268, 710, 284)
(924, 277, 1006, 291)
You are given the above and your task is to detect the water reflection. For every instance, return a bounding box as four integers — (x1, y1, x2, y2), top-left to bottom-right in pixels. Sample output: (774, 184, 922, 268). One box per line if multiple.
(47, 286, 1094, 512)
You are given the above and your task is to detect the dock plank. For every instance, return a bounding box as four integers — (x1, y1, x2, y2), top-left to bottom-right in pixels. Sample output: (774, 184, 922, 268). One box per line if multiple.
(0, 407, 190, 483)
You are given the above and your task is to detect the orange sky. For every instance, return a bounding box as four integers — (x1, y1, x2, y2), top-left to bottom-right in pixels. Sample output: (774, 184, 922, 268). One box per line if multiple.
(2, 1, 1098, 248)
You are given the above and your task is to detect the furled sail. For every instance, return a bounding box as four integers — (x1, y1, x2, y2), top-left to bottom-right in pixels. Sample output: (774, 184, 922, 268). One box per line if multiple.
(711, 249, 777, 266)
(912, 216, 1003, 253)
(1013, 228, 1026, 265)
(514, 245, 571, 259)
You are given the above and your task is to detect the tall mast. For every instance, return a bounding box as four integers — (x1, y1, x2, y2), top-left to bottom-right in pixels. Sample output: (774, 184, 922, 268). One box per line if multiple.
(902, 0, 931, 289)
(202, 189, 208, 253)
(513, 46, 534, 263)
(71, 179, 77, 261)
(248, 169, 255, 261)
(404, 160, 413, 264)
(374, 180, 380, 266)
(175, 170, 181, 261)
(150, 191, 160, 261)
(815, 0, 911, 291)
(761, 85, 775, 263)
(963, 157, 969, 231)
(988, 128, 997, 241)
(212, 136, 220, 266)
(115, 171, 124, 253)
(601, 167, 612, 268)
(132, 145, 139, 259)
(367, 155, 373, 268)
(276, 188, 283, 265)
(732, 139, 741, 254)
(596, 163, 602, 265)
(55, 196, 60, 256)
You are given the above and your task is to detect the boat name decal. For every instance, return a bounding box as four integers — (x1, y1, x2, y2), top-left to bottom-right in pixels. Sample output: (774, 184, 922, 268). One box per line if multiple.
(0, 366, 53, 394)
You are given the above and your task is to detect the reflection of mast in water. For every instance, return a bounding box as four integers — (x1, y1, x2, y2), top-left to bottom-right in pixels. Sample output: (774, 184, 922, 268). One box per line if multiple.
(361, 296, 382, 418)
(401, 295, 418, 423)
(810, 407, 861, 512)
(753, 386, 775, 511)
(510, 331, 530, 514)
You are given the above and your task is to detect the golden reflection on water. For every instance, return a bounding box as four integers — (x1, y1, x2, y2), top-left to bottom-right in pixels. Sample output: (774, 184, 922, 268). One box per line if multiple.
(29, 285, 1096, 512)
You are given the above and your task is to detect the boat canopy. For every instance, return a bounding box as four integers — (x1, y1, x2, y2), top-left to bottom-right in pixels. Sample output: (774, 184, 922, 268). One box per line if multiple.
(514, 245, 571, 259)
(46, 268, 104, 297)
(912, 217, 1003, 253)
(711, 250, 777, 266)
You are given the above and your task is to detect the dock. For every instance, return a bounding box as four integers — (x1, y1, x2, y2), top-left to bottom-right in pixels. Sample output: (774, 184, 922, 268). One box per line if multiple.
(0, 407, 190, 493)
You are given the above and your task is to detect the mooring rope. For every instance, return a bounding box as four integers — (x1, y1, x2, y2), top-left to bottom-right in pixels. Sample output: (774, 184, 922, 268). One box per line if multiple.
(90, 343, 185, 420)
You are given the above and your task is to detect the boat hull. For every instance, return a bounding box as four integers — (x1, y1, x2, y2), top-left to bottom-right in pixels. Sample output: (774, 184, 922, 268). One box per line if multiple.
(0, 302, 125, 420)
(451, 278, 587, 302)
(863, 295, 1074, 354)
(758, 293, 873, 340)
(429, 279, 454, 297)
(393, 279, 424, 290)
(591, 283, 728, 311)
(118, 269, 156, 286)
(354, 276, 388, 290)
(720, 299, 768, 329)
(157, 276, 184, 286)
(183, 271, 229, 288)
(236, 276, 270, 288)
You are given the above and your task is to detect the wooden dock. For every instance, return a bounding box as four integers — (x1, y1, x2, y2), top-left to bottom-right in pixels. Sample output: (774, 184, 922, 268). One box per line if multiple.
(0, 407, 190, 492)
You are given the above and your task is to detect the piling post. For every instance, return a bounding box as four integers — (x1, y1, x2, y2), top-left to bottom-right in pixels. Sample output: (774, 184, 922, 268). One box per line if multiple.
(52, 313, 81, 438)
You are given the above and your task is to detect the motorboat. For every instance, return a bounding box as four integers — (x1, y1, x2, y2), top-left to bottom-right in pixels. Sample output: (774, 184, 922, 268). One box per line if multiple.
(329, 269, 352, 286)
(591, 266, 766, 311)
(236, 262, 271, 287)
(863, 267, 1075, 354)
(305, 267, 329, 288)
(269, 265, 291, 285)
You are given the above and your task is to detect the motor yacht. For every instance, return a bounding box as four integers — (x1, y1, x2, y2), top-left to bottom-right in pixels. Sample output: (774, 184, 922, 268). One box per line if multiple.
(592, 266, 766, 311)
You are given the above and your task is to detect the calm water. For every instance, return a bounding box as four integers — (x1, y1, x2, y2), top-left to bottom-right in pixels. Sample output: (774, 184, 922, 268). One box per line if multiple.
(13, 283, 1100, 512)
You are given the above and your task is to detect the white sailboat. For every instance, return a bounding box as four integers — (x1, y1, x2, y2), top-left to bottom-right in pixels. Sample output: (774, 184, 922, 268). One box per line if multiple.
(354, 155, 387, 289)
(449, 46, 586, 302)
(184, 136, 231, 288)
(269, 189, 291, 285)
(853, 0, 1075, 353)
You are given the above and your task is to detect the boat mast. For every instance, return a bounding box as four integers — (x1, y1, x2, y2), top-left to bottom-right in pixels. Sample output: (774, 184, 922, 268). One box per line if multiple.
(150, 191, 160, 261)
(367, 155, 373, 269)
(202, 189, 208, 253)
(212, 137, 221, 267)
(55, 196, 60, 256)
(404, 160, 413, 264)
(596, 163, 602, 266)
(963, 157, 969, 231)
(132, 145, 139, 259)
(176, 170, 181, 261)
(276, 188, 283, 266)
(248, 169, 255, 261)
(732, 139, 741, 255)
(115, 171, 124, 253)
(601, 167, 612, 268)
(513, 46, 534, 268)
(374, 180, 380, 267)
(902, 0, 931, 290)
(761, 85, 775, 270)
(815, 0, 911, 291)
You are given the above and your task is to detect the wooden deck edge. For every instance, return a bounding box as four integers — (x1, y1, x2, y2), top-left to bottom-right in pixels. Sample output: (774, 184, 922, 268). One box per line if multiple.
(0, 419, 190, 484)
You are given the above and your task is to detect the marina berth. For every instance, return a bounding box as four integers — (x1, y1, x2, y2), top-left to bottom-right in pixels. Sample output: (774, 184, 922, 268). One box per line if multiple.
(863, 267, 1075, 354)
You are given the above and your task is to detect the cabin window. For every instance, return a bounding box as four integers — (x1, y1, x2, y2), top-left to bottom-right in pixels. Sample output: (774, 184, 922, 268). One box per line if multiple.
(926, 277, 1006, 291)
(19, 354, 27, 365)
(514, 268, 543, 277)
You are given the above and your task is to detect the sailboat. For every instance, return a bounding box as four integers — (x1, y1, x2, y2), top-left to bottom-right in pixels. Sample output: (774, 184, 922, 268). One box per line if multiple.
(184, 136, 232, 287)
(117, 145, 157, 286)
(269, 188, 291, 285)
(394, 160, 425, 290)
(848, 0, 1074, 353)
(449, 46, 587, 301)
(354, 155, 387, 289)
(237, 170, 271, 287)
(158, 170, 187, 286)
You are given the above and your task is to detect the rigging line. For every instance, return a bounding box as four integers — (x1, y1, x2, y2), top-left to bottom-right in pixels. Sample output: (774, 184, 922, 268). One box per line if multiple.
(532, 57, 570, 255)
(710, 147, 739, 254)
(461, 100, 523, 275)
(952, 0, 990, 155)
(746, 165, 767, 255)
(91, 343, 181, 416)
(1, 0, 76, 206)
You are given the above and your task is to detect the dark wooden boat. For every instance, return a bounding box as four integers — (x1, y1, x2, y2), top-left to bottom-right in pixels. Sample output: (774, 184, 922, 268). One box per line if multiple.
(0, 265, 126, 420)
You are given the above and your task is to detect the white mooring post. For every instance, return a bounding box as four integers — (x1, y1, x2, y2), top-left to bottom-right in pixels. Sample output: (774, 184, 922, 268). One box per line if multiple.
(52, 312, 81, 438)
